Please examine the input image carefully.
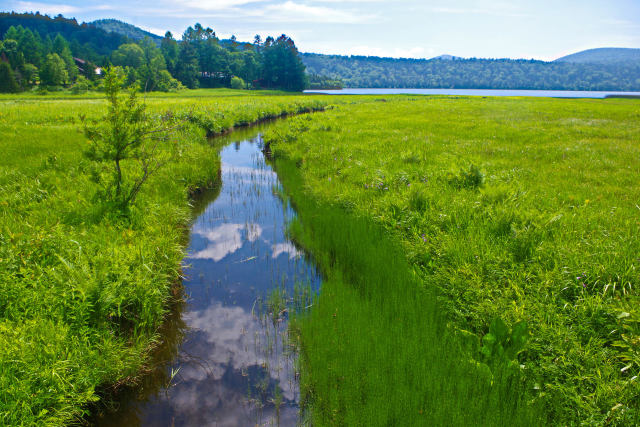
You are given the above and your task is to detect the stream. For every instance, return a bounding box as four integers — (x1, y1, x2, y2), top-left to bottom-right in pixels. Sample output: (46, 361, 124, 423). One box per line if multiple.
(95, 123, 322, 426)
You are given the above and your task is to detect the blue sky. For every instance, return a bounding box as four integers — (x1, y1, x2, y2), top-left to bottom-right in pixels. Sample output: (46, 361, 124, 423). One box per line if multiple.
(3, 0, 639, 60)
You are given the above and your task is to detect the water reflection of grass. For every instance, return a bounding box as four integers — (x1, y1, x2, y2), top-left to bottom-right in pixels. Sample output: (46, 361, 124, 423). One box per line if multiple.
(249, 278, 315, 424)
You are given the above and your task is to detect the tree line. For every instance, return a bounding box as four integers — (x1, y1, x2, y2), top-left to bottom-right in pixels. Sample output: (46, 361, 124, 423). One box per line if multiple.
(0, 12, 307, 93)
(302, 53, 640, 91)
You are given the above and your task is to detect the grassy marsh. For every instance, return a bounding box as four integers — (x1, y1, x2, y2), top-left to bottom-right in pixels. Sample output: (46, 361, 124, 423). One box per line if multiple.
(0, 89, 327, 425)
(2, 90, 638, 425)
(266, 96, 640, 425)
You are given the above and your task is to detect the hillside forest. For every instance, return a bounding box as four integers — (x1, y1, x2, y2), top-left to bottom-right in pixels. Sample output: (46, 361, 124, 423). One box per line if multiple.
(301, 53, 640, 91)
(0, 12, 307, 93)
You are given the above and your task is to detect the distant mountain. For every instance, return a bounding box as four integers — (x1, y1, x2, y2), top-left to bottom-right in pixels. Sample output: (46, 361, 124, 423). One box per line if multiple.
(555, 48, 640, 64)
(90, 19, 162, 43)
(301, 52, 640, 91)
(431, 54, 462, 61)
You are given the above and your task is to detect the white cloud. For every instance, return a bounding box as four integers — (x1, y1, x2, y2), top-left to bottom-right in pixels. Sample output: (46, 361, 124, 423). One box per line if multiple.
(190, 223, 263, 261)
(91, 4, 114, 10)
(178, 0, 269, 11)
(155, 301, 301, 424)
(271, 242, 300, 259)
(142, 26, 169, 36)
(184, 302, 298, 401)
(259, 1, 375, 23)
(163, 0, 377, 24)
(311, 0, 388, 2)
(13, 1, 79, 15)
(432, 6, 529, 18)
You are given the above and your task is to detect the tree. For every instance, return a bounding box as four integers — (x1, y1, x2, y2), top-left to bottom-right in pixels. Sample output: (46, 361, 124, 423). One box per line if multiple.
(52, 34, 77, 83)
(155, 69, 183, 92)
(82, 67, 182, 209)
(111, 43, 145, 68)
(261, 35, 306, 91)
(175, 38, 199, 89)
(40, 53, 68, 86)
(198, 38, 230, 87)
(1, 39, 24, 70)
(161, 31, 179, 75)
(71, 75, 89, 94)
(0, 62, 20, 93)
(18, 28, 42, 67)
(141, 38, 169, 91)
(21, 63, 38, 86)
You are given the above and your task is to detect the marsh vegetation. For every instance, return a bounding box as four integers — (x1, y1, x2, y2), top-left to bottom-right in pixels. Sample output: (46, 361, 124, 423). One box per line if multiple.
(1, 90, 638, 426)
(264, 96, 640, 425)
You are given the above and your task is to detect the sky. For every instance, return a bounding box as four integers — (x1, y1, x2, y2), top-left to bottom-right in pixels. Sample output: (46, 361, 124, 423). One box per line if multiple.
(2, 0, 639, 60)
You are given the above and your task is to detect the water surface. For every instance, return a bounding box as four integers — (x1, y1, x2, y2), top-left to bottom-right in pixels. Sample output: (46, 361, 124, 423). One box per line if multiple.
(304, 88, 640, 98)
(96, 125, 321, 426)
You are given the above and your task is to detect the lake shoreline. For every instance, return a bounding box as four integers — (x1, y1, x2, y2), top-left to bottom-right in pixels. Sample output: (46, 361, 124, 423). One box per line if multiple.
(305, 88, 640, 98)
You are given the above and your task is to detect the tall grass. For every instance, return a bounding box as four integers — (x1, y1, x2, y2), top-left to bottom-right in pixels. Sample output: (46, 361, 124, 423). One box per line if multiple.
(266, 96, 640, 425)
(277, 159, 541, 426)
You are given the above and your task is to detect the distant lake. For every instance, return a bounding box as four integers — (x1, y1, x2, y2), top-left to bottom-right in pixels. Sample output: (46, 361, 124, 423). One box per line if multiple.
(304, 88, 640, 98)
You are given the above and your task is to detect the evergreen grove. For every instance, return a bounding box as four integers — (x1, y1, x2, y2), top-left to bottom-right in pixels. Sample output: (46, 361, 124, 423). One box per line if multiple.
(0, 13, 308, 93)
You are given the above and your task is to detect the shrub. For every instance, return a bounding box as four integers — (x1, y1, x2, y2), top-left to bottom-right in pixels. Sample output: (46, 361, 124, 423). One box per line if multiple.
(82, 67, 181, 210)
(231, 76, 245, 90)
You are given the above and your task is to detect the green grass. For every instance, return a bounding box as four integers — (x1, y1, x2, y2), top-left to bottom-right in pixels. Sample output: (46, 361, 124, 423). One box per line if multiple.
(266, 96, 640, 425)
(3, 90, 639, 425)
(0, 87, 303, 101)
(0, 90, 328, 425)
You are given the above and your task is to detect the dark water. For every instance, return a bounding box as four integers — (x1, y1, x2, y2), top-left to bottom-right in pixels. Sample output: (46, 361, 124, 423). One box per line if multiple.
(304, 88, 640, 98)
(95, 125, 321, 426)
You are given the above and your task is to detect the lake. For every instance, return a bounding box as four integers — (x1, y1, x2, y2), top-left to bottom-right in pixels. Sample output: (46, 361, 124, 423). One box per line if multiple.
(304, 88, 640, 98)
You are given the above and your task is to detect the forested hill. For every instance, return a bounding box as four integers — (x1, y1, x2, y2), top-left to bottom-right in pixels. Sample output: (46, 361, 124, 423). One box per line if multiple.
(554, 47, 640, 64)
(0, 12, 128, 61)
(1, 12, 308, 93)
(301, 52, 640, 91)
(90, 19, 162, 43)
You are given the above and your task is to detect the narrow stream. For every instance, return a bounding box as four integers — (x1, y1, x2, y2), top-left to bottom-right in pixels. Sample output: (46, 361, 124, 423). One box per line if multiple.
(96, 124, 322, 426)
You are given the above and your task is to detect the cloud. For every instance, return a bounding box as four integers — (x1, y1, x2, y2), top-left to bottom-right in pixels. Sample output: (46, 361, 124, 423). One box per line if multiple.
(162, 0, 376, 24)
(13, 1, 79, 14)
(177, 0, 270, 11)
(432, 6, 529, 18)
(311, 0, 388, 2)
(184, 302, 298, 401)
(150, 301, 300, 425)
(91, 4, 114, 10)
(141, 26, 169, 36)
(271, 242, 300, 259)
(190, 223, 263, 262)
(258, 1, 375, 23)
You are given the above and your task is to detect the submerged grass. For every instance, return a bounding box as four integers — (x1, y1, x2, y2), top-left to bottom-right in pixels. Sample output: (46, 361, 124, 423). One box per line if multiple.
(266, 96, 640, 425)
(0, 89, 328, 425)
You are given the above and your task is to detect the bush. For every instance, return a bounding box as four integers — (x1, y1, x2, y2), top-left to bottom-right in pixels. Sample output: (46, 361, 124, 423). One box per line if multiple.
(230, 76, 245, 90)
(155, 70, 184, 92)
(70, 75, 89, 94)
(82, 67, 181, 210)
